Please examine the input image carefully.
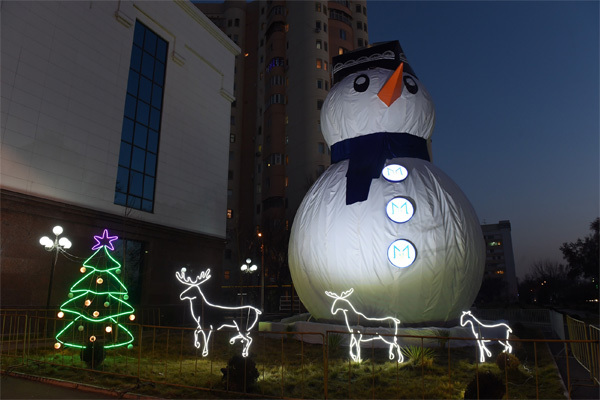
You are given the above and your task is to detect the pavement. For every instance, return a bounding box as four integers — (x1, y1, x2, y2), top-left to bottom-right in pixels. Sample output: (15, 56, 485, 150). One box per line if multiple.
(1, 374, 113, 399)
(547, 340, 599, 400)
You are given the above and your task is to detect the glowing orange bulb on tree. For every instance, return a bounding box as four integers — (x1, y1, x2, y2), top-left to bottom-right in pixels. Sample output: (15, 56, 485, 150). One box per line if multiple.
(129, 314, 136, 321)
(84, 299, 91, 307)
(96, 277, 103, 284)
(54, 342, 61, 349)
(93, 311, 99, 318)
(90, 336, 96, 342)
(57, 311, 64, 318)
(80, 266, 86, 273)
(105, 326, 112, 333)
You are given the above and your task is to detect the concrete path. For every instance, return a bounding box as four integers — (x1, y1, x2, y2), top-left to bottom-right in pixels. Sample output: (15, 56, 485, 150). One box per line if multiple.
(1, 374, 115, 399)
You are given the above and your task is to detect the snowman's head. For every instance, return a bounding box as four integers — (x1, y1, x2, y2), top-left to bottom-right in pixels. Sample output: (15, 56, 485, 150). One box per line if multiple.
(321, 63, 435, 147)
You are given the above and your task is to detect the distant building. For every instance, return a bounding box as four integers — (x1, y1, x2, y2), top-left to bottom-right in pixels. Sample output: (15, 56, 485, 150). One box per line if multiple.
(195, 0, 369, 291)
(1, 1, 238, 310)
(481, 220, 519, 302)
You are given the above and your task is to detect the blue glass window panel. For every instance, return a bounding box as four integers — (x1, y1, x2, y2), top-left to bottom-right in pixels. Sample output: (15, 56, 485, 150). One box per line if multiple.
(114, 192, 126, 206)
(134, 123, 148, 148)
(130, 46, 142, 72)
(127, 70, 139, 95)
(141, 200, 153, 212)
(139, 77, 152, 103)
(124, 94, 136, 119)
(149, 108, 161, 131)
(147, 129, 159, 153)
(145, 153, 157, 176)
(141, 53, 154, 79)
(129, 171, 143, 196)
(153, 62, 165, 86)
(122, 118, 134, 143)
(144, 30, 157, 54)
(156, 40, 167, 63)
(136, 101, 149, 124)
(118, 142, 132, 167)
(128, 196, 141, 209)
(116, 166, 129, 193)
(133, 24, 144, 46)
(143, 176, 155, 200)
(131, 147, 145, 172)
(151, 84, 162, 108)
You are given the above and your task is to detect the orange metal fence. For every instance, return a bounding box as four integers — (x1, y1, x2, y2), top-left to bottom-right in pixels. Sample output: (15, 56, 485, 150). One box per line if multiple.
(1, 312, 598, 399)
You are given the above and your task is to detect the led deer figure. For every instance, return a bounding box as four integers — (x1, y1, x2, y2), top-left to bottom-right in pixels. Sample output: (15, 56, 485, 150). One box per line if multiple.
(176, 268, 262, 358)
(325, 289, 403, 363)
(460, 311, 513, 363)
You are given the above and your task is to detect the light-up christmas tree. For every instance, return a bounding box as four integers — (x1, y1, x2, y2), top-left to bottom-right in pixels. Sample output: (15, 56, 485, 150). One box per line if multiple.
(55, 229, 135, 356)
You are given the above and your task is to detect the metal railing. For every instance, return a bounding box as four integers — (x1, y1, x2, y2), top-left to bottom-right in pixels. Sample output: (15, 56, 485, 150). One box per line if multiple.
(2, 311, 598, 399)
(567, 315, 600, 385)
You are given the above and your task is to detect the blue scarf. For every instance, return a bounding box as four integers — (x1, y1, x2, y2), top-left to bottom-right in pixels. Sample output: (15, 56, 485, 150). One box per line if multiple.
(330, 132, 430, 205)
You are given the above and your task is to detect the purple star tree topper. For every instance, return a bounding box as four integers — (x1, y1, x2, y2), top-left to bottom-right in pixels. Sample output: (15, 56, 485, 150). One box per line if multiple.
(92, 229, 119, 251)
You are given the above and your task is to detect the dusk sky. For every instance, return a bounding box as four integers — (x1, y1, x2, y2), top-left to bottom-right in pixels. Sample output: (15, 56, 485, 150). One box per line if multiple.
(367, 1, 599, 279)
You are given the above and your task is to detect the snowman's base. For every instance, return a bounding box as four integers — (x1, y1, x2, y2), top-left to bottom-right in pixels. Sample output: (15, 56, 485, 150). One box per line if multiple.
(258, 314, 507, 349)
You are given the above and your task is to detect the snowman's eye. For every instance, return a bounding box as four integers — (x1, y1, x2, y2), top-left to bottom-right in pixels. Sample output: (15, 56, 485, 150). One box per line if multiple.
(403, 76, 418, 94)
(353, 74, 370, 92)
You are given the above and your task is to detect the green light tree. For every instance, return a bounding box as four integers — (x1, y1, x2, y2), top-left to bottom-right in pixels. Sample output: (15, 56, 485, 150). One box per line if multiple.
(55, 230, 135, 354)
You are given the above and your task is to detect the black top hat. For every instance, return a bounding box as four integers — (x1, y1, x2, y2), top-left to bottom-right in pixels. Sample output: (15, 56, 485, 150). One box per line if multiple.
(332, 40, 417, 84)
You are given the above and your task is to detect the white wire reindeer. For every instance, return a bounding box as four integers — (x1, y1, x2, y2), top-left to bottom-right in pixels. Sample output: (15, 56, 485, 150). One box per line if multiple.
(176, 268, 262, 357)
(460, 310, 513, 363)
(325, 288, 404, 363)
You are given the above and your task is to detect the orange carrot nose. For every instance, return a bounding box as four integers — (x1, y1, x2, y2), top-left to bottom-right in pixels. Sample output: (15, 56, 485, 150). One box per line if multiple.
(378, 63, 404, 107)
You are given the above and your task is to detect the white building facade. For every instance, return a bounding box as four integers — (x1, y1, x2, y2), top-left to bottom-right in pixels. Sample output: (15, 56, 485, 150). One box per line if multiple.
(1, 1, 238, 313)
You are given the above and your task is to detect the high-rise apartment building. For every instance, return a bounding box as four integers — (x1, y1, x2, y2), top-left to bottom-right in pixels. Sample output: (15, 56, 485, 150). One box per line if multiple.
(196, 1, 369, 290)
(481, 220, 519, 302)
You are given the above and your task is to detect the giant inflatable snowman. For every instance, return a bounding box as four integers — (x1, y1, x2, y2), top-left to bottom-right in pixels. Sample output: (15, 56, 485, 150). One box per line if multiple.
(288, 41, 485, 325)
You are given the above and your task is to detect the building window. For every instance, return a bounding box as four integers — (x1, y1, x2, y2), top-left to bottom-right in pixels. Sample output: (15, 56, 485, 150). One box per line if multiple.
(316, 21, 321, 31)
(317, 100, 324, 110)
(224, 269, 230, 279)
(315, 2, 321, 12)
(324, 41, 328, 51)
(230, 133, 236, 143)
(228, 19, 232, 27)
(325, 81, 329, 90)
(323, 5, 327, 14)
(358, 38, 364, 47)
(266, 57, 284, 72)
(234, 18, 240, 27)
(228, 170, 233, 180)
(230, 115, 235, 125)
(318, 142, 325, 153)
(285, 176, 289, 187)
(316, 59, 322, 69)
(357, 21, 362, 30)
(363, 5, 367, 16)
(316, 39, 322, 49)
(227, 209, 233, 219)
(364, 23, 367, 32)
(324, 61, 328, 71)
(356, 4, 361, 12)
(340, 29, 347, 40)
(338, 47, 347, 55)
(330, 8, 352, 25)
(317, 79, 323, 89)
(324, 23, 327, 32)
(115, 21, 167, 213)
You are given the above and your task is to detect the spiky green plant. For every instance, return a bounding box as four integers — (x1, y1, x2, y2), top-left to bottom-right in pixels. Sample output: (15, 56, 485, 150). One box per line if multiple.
(401, 345, 435, 368)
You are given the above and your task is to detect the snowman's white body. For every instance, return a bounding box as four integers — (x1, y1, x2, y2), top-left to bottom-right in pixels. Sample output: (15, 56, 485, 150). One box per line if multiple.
(288, 66, 485, 325)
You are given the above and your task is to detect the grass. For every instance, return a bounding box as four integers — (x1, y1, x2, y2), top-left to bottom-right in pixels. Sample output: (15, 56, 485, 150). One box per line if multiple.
(1, 326, 567, 399)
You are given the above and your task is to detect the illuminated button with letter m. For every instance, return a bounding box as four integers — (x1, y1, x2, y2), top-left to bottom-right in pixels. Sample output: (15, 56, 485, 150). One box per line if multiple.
(387, 239, 417, 268)
(382, 164, 408, 182)
(386, 197, 415, 223)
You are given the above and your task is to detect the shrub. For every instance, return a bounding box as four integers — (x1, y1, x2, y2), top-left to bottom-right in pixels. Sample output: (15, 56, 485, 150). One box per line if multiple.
(221, 355, 259, 392)
(401, 345, 435, 368)
(328, 333, 344, 357)
(464, 370, 505, 399)
(80, 341, 105, 369)
(496, 352, 520, 372)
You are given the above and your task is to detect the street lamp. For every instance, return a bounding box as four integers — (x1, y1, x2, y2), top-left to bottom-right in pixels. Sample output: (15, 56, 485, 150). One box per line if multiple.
(39, 225, 72, 309)
(257, 232, 265, 312)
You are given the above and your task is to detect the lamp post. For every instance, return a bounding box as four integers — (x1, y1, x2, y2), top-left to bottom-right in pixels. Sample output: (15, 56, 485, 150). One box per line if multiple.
(240, 258, 258, 324)
(257, 232, 265, 312)
(39, 225, 72, 309)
